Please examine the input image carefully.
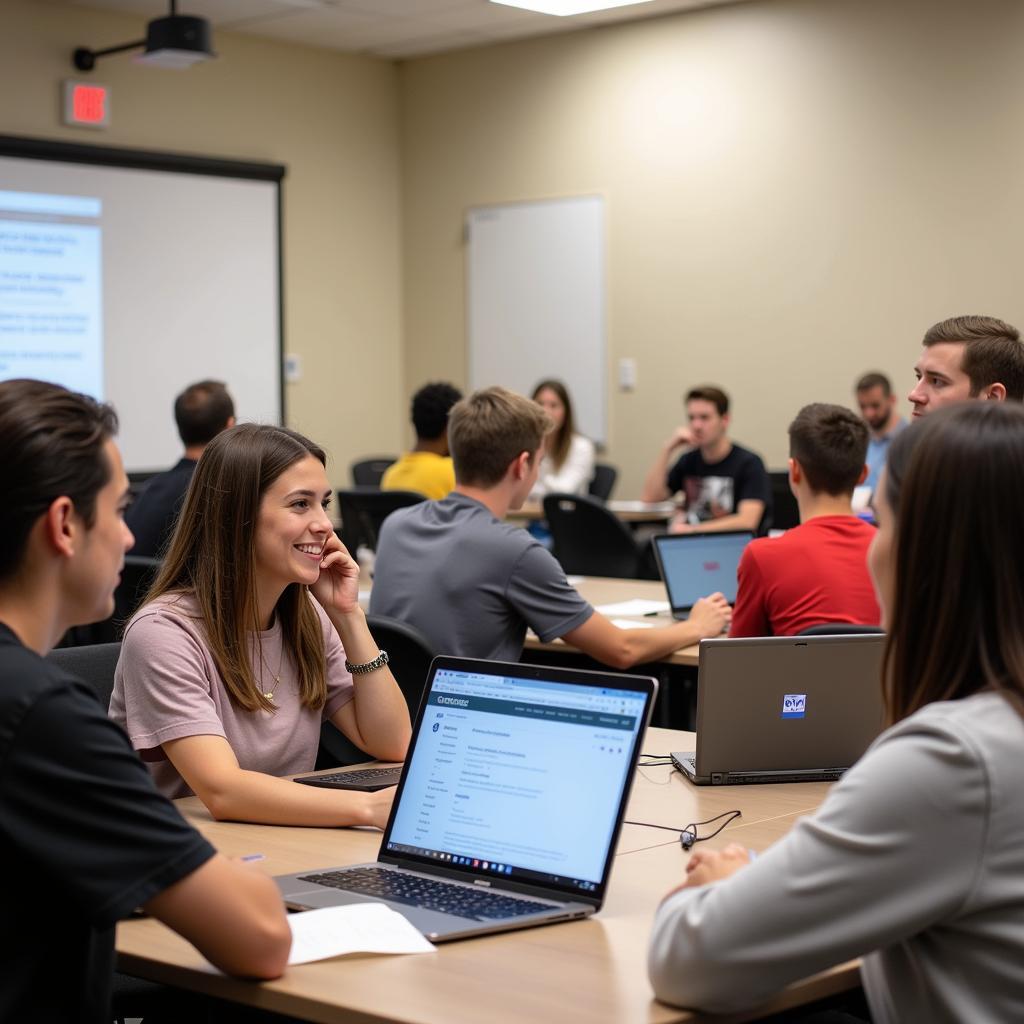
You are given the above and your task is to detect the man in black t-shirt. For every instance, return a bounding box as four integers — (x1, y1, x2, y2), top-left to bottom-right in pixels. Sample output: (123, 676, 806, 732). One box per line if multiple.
(0, 379, 289, 1022)
(641, 385, 771, 533)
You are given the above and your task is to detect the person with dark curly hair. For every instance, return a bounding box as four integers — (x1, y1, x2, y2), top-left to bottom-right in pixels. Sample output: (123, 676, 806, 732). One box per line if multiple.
(382, 381, 462, 499)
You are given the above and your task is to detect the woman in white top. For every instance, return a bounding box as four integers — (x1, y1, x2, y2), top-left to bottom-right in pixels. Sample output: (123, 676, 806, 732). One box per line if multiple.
(648, 401, 1024, 1023)
(529, 379, 595, 499)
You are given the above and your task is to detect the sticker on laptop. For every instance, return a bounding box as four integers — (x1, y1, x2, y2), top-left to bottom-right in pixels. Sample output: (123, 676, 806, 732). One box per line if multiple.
(781, 693, 806, 719)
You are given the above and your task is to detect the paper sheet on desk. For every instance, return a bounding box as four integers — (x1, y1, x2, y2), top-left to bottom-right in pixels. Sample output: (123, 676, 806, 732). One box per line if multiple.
(287, 903, 436, 964)
(595, 599, 669, 617)
(611, 618, 654, 630)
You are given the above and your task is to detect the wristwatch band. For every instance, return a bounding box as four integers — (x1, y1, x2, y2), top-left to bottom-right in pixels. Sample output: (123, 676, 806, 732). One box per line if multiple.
(345, 649, 390, 675)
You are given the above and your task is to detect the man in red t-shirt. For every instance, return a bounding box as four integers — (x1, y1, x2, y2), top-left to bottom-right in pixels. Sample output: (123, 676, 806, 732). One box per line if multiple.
(730, 403, 881, 637)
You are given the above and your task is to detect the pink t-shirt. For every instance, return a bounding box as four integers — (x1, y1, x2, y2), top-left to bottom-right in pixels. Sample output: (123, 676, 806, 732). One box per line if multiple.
(110, 592, 355, 799)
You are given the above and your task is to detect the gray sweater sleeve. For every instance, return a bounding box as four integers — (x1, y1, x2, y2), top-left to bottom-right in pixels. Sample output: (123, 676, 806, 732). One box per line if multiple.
(647, 718, 988, 1014)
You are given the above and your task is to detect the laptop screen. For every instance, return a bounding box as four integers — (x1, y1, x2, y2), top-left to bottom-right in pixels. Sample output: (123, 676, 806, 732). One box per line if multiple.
(653, 531, 753, 610)
(384, 662, 651, 898)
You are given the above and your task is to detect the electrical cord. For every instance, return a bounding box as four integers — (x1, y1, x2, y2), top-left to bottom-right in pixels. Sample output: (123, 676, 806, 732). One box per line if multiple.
(623, 809, 742, 850)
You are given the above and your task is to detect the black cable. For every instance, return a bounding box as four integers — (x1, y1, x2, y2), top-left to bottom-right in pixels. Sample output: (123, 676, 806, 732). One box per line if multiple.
(623, 809, 742, 850)
(637, 752, 674, 767)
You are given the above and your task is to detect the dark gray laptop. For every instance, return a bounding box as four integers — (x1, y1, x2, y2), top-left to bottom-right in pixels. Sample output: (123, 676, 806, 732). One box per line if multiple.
(672, 634, 884, 785)
(276, 656, 657, 942)
(652, 530, 753, 619)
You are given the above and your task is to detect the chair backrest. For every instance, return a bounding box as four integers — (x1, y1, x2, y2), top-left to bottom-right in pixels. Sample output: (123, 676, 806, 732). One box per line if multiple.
(45, 641, 122, 709)
(767, 470, 800, 531)
(351, 457, 397, 488)
(798, 623, 885, 636)
(317, 614, 438, 769)
(542, 492, 641, 578)
(114, 554, 163, 625)
(59, 555, 163, 646)
(336, 488, 426, 554)
(588, 462, 618, 502)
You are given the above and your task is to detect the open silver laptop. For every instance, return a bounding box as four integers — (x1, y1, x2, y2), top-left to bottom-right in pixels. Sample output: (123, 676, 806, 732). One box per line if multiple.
(672, 634, 884, 785)
(277, 656, 657, 942)
(652, 530, 753, 619)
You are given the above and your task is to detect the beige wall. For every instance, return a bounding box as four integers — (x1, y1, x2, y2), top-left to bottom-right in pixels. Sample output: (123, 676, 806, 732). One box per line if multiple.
(400, 0, 1024, 493)
(1, 0, 404, 485)
(9, 0, 1024, 493)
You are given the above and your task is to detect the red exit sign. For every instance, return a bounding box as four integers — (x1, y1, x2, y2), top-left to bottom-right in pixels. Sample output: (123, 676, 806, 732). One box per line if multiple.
(62, 80, 110, 128)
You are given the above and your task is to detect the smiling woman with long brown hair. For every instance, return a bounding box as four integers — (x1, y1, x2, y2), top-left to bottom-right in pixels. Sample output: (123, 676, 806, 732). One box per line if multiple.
(648, 401, 1024, 1022)
(110, 423, 411, 830)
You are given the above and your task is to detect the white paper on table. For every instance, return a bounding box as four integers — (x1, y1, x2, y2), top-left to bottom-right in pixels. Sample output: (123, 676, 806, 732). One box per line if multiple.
(611, 618, 655, 630)
(287, 903, 436, 964)
(566, 575, 584, 586)
(595, 598, 670, 617)
(851, 485, 872, 512)
(607, 500, 676, 515)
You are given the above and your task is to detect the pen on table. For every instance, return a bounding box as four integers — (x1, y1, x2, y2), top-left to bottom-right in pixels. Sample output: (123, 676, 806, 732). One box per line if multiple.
(643, 611, 660, 617)
(240, 853, 266, 863)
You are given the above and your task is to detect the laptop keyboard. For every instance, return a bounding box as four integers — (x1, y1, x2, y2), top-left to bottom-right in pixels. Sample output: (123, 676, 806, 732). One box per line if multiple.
(309, 767, 400, 784)
(297, 867, 555, 920)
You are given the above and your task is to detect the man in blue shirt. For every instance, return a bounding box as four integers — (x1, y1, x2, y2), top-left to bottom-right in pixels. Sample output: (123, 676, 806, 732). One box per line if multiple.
(855, 371, 906, 493)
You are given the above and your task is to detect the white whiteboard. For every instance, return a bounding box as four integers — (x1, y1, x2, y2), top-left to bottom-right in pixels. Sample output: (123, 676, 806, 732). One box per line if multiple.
(467, 195, 606, 444)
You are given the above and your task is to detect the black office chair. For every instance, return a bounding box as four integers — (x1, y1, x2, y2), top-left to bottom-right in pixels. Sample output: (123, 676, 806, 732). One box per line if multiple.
(46, 641, 122, 709)
(798, 623, 884, 636)
(114, 554, 163, 625)
(350, 456, 397, 488)
(58, 555, 163, 646)
(543, 492, 642, 579)
(767, 470, 800, 531)
(317, 614, 438, 769)
(336, 488, 426, 554)
(588, 462, 618, 502)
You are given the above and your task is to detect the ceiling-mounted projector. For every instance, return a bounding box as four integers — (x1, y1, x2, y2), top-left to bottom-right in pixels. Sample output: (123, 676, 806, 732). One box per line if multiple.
(73, 2, 216, 72)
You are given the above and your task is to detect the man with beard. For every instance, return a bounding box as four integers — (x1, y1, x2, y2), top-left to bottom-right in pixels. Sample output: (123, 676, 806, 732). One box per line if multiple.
(854, 371, 906, 493)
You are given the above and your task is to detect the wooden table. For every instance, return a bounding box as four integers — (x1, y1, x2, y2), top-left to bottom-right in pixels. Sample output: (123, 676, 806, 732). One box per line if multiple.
(117, 727, 857, 1023)
(524, 577, 701, 668)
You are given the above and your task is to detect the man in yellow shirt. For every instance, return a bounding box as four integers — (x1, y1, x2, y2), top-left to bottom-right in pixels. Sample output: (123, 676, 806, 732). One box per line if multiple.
(382, 381, 462, 500)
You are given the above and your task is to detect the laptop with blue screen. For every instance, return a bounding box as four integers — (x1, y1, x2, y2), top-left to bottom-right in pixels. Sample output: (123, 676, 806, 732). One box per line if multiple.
(276, 657, 657, 942)
(652, 530, 753, 618)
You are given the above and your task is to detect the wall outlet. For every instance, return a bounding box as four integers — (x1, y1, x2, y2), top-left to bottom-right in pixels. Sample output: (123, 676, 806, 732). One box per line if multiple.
(618, 357, 637, 391)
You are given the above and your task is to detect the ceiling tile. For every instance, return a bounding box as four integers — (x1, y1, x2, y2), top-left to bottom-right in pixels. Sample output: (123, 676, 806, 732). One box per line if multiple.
(57, 0, 754, 58)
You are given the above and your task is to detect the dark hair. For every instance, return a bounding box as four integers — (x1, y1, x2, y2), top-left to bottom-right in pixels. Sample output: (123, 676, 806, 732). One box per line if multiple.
(411, 382, 462, 441)
(855, 372, 892, 396)
(174, 380, 235, 447)
(448, 387, 552, 487)
(788, 403, 868, 496)
(881, 402, 1024, 725)
(922, 315, 1024, 401)
(685, 385, 729, 417)
(531, 379, 576, 470)
(0, 379, 118, 581)
(146, 423, 329, 714)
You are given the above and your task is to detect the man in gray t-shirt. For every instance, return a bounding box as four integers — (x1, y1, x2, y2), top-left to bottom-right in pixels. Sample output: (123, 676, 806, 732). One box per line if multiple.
(370, 386, 730, 668)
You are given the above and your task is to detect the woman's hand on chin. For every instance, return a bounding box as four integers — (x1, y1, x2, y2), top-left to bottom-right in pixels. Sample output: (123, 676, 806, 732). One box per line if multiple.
(309, 533, 361, 616)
